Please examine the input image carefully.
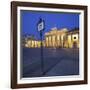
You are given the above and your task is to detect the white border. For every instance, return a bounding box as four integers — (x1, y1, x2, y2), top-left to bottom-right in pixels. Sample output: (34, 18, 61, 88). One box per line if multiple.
(17, 7, 84, 84)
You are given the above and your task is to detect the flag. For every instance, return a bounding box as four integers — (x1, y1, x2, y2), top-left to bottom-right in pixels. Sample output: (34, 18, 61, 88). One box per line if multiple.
(38, 18, 44, 31)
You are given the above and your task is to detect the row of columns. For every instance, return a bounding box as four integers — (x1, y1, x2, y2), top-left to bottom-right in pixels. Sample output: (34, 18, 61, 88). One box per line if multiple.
(25, 40, 41, 48)
(45, 33, 79, 48)
(45, 35, 64, 48)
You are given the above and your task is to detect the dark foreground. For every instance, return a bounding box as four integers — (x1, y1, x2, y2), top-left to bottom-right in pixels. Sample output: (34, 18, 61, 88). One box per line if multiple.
(22, 47, 79, 77)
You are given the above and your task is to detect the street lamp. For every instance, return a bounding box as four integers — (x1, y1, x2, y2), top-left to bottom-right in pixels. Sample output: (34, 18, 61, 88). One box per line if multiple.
(37, 18, 45, 75)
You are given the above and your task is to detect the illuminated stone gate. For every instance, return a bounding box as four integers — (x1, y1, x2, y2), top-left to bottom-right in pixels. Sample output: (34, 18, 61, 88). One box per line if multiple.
(23, 27, 79, 48)
(45, 27, 79, 48)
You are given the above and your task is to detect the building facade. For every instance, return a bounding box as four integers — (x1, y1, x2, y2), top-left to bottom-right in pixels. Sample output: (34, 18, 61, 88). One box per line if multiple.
(64, 29, 79, 48)
(45, 27, 79, 48)
(23, 27, 79, 48)
(25, 40, 41, 48)
(22, 35, 41, 48)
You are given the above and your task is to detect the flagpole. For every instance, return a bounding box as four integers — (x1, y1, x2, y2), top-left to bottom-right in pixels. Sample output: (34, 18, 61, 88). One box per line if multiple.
(37, 18, 45, 76)
(40, 31, 44, 75)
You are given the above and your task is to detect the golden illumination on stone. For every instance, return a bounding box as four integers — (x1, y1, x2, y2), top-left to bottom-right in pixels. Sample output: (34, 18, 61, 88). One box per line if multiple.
(24, 27, 79, 48)
(44, 27, 79, 48)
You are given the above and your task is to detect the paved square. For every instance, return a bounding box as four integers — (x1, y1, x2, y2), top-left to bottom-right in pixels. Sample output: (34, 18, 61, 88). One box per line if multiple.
(22, 48, 79, 77)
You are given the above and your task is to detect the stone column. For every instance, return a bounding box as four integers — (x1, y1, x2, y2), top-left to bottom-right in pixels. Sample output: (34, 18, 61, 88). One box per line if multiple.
(71, 34, 73, 48)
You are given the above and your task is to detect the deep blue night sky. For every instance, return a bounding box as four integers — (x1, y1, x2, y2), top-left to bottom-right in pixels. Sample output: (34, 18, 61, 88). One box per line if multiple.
(21, 10, 79, 40)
